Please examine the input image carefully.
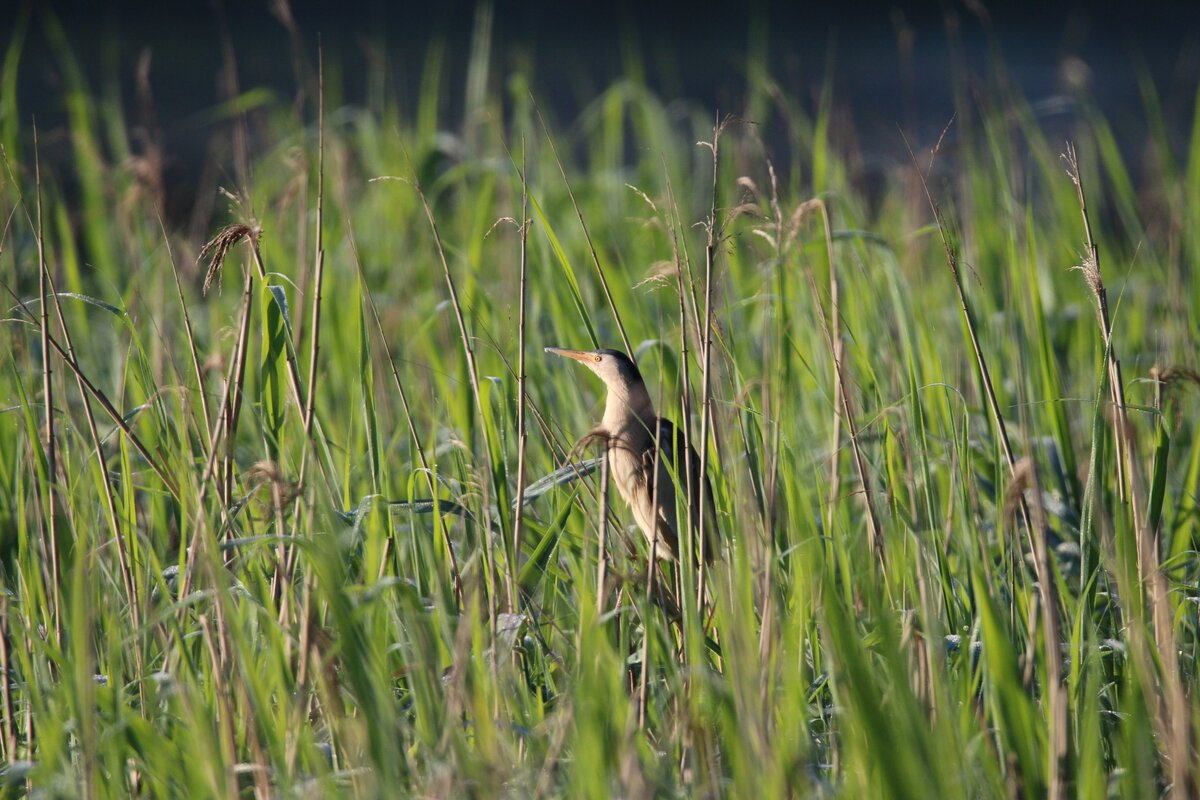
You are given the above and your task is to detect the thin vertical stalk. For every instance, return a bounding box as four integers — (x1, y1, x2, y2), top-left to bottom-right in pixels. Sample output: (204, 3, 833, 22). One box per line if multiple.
(411, 163, 496, 616)
(907, 136, 1032, 534)
(807, 198, 884, 566)
(223, 266, 255, 510)
(1064, 145, 1140, 542)
(182, 247, 256, 606)
(0, 281, 177, 496)
(696, 114, 723, 607)
(406, 153, 491, 453)
(299, 46, 326, 492)
(33, 125, 60, 642)
(402, 140, 497, 608)
(822, 218, 844, 539)
(1011, 459, 1066, 800)
(193, 259, 250, 501)
(510, 140, 530, 612)
(595, 455, 610, 616)
(45, 251, 138, 633)
(638, 428, 664, 728)
(285, 48, 329, 651)
(663, 160, 696, 563)
(159, 217, 213, 445)
(344, 212, 463, 607)
(241, 237, 335, 498)
(0, 597, 14, 760)
(198, 611, 239, 799)
(1065, 143, 1190, 798)
(663, 159, 717, 633)
(764, 160, 784, 538)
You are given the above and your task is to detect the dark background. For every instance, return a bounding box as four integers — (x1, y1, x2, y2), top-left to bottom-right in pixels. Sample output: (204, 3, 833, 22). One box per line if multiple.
(4, 0, 1200, 209)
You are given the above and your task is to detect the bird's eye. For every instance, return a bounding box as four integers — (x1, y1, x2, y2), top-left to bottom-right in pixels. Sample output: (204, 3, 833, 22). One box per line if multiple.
(592, 355, 602, 363)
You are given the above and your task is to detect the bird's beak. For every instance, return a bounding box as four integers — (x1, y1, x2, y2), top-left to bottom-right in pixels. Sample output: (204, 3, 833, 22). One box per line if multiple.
(544, 347, 595, 365)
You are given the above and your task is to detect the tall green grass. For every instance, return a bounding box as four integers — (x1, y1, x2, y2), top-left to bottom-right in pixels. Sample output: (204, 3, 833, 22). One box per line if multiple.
(1, 12, 1198, 798)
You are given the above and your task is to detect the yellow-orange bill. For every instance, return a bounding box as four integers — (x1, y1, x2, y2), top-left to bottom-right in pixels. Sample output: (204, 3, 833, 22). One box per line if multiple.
(544, 347, 594, 363)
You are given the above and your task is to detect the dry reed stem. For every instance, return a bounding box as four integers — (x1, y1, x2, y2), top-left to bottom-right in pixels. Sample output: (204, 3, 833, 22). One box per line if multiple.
(286, 49, 328, 667)
(1007, 459, 1066, 800)
(511, 139, 530, 612)
(0, 596, 13, 760)
(905, 132, 1032, 536)
(1064, 143, 1192, 798)
(242, 233, 336, 499)
(663, 165, 695, 526)
(596, 455, 610, 615)
(645, 160, 724, 639)
(1064, 144, 1135, 517)
(198, 610, 240, 799)
(763, 160, 783, 541)
(193, 236, 252, 500)
(696, 113, 727, 612)
(181, 229, 257, 606)
(0, 279, 179, 496)
(45, 240, 139, 634)
(199, 212, 336, 518)
(33, 126, 61, 642)
(661, 155, 709, 633)
(821, 204, 843, 537)
(0, 154, 178, 503)
(224, 263, 256, 508)
(299, 46, 326, 493)
(800, 197, 885, 568)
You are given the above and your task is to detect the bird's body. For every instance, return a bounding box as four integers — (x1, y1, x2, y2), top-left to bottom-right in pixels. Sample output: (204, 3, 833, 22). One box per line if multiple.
(546, 347, 717, 565)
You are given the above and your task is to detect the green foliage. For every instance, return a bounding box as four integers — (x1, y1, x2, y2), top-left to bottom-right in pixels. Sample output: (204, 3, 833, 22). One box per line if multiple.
(0, 15, 1197, 800)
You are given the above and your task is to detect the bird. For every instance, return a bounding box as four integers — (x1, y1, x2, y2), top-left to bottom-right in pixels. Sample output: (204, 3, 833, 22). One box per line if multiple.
(545, 347, 718, 566)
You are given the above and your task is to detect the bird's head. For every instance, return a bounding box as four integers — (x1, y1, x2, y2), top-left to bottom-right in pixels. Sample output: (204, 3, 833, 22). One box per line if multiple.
(544, 347, 644, 391)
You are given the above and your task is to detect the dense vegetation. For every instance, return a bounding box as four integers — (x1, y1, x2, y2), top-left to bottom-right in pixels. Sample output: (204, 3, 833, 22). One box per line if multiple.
(1, 10, 1198, 798)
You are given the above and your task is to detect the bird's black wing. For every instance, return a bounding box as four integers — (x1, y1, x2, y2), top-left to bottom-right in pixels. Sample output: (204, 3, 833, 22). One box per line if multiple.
(650, 417, 720, 564)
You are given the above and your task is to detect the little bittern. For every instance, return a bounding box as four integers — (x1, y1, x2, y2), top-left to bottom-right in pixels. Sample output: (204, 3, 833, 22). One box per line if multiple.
(545, 347, 718, 565)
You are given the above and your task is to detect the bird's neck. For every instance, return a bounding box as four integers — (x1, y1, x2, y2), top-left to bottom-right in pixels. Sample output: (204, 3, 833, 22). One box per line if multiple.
(602, 382, 656, 441)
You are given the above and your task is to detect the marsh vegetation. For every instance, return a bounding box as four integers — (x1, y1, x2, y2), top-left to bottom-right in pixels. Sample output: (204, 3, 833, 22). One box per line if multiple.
(0, 8, 1198, 797)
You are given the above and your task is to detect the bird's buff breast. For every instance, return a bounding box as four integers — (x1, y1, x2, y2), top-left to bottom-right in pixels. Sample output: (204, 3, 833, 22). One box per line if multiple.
(606, 437, 678, 561)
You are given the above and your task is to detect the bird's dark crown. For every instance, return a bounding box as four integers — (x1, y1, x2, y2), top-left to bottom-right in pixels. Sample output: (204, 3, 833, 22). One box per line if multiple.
(595, 349, 643, 382)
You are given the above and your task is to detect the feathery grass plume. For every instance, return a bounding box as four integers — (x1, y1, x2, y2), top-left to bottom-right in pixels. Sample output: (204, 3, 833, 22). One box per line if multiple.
(180, 221, 262, 607)
(1064, 141, 1194, 799)
(199, 222, 259, 296)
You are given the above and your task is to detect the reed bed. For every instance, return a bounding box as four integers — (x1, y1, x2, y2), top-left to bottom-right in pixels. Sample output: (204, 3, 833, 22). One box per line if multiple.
(0, 12, 1197, 798)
